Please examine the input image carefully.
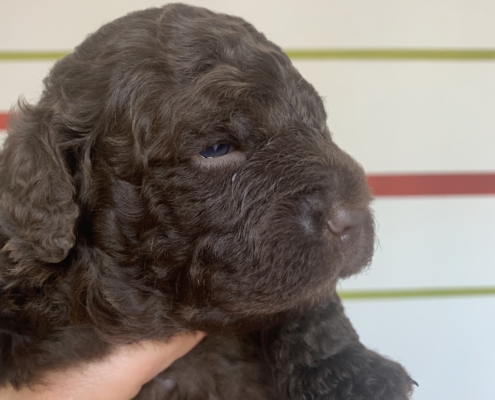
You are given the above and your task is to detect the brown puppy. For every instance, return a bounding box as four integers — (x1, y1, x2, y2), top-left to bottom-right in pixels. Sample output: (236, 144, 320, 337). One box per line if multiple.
(0, 4, 414, 399)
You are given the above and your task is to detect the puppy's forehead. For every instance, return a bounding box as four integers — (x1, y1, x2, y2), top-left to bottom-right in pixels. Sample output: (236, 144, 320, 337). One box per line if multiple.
(167, 62, 329, 148)
(153, 7, 329, 138)
(85, 4, 331, 157)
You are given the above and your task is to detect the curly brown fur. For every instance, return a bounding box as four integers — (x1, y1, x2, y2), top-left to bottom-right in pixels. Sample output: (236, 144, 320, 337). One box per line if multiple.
(0, 3, 414, 399)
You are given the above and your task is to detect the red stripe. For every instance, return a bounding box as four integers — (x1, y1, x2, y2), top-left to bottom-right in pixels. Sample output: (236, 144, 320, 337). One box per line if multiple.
(367, 173, 495, 196)
(1, 112, 494, 196)
(0, 112, 7, 130)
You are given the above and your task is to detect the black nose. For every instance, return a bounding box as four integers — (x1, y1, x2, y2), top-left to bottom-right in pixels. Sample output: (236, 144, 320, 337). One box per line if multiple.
(327, 208, 368, 245)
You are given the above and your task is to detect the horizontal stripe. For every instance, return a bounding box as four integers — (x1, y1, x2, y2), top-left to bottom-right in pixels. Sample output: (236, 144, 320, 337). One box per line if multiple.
(1, 49, 495, 62)
(339, 286, 495, 300)
(0, 51, 69, 61)
(0, 113, 7, 130)
(367, 173, 495, 196)
(285, 49, 495, 60)
(2, 113, 494, 196)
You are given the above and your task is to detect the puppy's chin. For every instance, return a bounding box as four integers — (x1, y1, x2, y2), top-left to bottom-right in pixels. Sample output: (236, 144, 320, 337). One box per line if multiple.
(176, 233, 370, 332)
(168, 178, 375, 329)
(178, 305, 293, 333)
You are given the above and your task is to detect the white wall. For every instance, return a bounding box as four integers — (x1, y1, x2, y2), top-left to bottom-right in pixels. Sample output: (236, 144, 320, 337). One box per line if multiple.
(1, 1, 494, 399)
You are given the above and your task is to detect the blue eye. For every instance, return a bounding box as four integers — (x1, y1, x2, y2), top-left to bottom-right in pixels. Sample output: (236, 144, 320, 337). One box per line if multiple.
(199, 143, 232, 158)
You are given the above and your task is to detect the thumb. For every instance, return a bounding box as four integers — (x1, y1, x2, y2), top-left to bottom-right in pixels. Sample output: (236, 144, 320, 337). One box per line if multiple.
(0, 331, 206, 400)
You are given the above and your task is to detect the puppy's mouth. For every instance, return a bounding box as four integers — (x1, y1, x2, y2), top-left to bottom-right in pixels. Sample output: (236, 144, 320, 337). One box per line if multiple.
(177, 203, 375, 331)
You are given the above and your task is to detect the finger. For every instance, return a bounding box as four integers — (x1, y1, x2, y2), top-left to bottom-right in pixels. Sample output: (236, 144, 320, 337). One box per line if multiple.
(116, 331, 207, 387)
(0, 331, 206, 400)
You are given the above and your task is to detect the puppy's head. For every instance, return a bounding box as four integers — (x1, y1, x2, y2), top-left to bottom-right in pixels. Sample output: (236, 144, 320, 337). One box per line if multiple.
(0, 4, 373, 333)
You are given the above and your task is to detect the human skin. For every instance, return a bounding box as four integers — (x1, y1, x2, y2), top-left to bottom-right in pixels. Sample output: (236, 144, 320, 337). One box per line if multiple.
(0, 332, 205, 400)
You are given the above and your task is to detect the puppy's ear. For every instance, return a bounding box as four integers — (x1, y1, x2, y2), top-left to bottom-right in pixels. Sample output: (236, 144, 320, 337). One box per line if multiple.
(0, 102, 79, 264)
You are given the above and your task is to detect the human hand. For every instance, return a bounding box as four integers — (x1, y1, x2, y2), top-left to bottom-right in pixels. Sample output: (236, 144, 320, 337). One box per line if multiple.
(0, 331, 205, 400)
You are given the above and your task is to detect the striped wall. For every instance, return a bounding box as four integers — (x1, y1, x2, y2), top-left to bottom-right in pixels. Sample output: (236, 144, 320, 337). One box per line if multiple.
(1, 1, 494, 399)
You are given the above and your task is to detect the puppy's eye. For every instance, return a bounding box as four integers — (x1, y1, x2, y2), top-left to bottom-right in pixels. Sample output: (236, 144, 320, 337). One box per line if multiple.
(199, 143, 233, 158)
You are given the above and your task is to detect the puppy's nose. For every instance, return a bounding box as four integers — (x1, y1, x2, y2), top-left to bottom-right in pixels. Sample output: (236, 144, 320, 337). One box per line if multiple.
(327, 208, 367, 245)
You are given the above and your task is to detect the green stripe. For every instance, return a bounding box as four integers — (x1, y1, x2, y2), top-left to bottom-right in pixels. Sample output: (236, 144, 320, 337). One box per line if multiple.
(339, 287, 495, 300)
(285, 49, 495, 60)
(0, 51, 70, 61)
(1, 49, 495, 62)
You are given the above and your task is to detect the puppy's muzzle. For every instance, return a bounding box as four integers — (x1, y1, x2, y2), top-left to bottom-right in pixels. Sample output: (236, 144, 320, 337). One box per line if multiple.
(327, 208, 368, 247)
